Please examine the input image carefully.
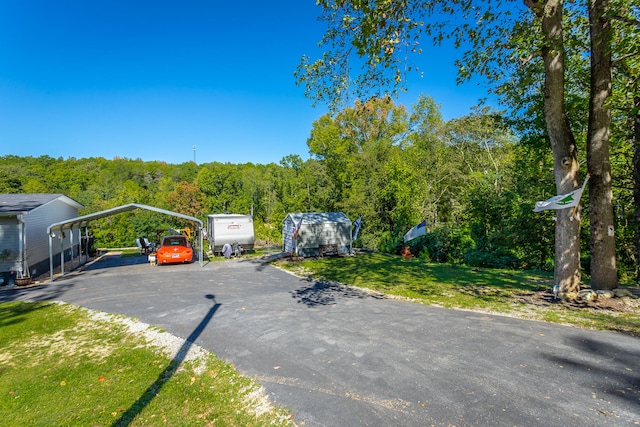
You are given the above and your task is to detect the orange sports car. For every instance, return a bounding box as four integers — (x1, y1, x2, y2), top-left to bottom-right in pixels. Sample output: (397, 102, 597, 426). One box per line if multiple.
(156, 235, 193, 265)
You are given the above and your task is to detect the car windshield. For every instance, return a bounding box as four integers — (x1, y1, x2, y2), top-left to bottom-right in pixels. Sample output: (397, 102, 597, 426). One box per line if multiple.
(163, 237, 187, 247)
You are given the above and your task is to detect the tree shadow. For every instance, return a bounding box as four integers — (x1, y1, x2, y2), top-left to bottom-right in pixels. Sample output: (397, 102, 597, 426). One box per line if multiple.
(246, 254, 286, 272)
(0, 281, 76, 303)
(112, 294, 221, 427)
(291, 278, 386, 307)
(83, 253, 150, 272)
(539, 335, 640, 407)
(0, 300, 56, 328)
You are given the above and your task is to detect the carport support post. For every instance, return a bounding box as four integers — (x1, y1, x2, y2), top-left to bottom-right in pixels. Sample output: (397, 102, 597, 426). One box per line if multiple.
(59, 230, 65, 276)
(69, 227, 75, 269)
(84, 226, 89, 264)
(49, 234, 54, 282)
(199, 226, 204, 266)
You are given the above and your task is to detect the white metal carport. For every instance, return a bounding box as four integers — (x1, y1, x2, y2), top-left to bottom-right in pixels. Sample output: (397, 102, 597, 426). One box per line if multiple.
(46, 203, 204, 281)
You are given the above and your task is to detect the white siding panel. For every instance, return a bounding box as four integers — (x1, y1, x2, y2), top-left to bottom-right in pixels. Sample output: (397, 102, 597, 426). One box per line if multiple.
(0, 216, 20, 271)
(282, 215, 295, 253)
(25, 199, 80, 268)
(282, 212, 352, 258)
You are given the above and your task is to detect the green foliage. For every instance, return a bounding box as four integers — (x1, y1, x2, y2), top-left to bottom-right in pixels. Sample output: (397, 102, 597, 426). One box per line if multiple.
(376, 231, 403, 254)
(465, 247, 521, 270)
(407, 227, 474, 265)
(253, 218, 282, 247)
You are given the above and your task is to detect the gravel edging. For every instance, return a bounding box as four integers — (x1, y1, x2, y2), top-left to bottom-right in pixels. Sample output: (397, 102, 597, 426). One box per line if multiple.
(76, 304, 287, 422)
(80, 304, 210, 373)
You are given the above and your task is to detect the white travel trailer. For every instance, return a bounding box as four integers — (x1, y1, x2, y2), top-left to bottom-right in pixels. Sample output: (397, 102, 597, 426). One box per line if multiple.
(207, 214, 255, 254)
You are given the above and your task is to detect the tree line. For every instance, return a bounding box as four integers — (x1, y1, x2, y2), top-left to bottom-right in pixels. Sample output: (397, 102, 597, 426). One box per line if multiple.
(1, 94, 636, 282)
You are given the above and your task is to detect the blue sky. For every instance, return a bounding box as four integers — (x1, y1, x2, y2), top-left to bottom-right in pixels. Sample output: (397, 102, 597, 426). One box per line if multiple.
(0, 1, 494, 165)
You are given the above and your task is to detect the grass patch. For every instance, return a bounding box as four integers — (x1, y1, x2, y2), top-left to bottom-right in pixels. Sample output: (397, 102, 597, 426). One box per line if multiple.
(119, 250, 142, 258)
(275, 251, 640, 336)
(204, 247, 269, 263)
(0, 301, 293, 427)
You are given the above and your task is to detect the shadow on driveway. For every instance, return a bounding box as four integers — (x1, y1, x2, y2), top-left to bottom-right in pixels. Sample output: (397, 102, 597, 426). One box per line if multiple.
(539, 335, 640, 408)
(113, 294, 221, 427)
(291, 277, 387, 307)
(0, 280, 77, 303)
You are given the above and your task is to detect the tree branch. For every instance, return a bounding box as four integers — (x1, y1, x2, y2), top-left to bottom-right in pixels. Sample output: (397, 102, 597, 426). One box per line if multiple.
(609, 14, 640, 28)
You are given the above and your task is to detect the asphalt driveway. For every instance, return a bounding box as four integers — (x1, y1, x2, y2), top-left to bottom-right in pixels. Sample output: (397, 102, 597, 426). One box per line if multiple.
(2, 254, 639, 426)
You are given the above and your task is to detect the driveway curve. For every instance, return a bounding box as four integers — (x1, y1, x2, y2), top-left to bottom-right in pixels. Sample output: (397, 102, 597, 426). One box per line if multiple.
(2, 254, 639, 426)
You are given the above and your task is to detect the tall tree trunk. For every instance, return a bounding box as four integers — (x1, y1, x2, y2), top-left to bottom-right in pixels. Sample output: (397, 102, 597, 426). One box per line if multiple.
(634, 95, 640, 281)
(525, 0, 582, 293)
(587, 0, 618, 289)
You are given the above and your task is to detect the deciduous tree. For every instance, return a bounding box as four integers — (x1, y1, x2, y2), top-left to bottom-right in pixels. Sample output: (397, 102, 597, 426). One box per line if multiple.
(297, 0, 638, 292)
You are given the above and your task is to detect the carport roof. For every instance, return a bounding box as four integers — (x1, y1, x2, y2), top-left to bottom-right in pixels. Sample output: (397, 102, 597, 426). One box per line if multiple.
(47, 203, 203, 233)
(47, 203, 205, 280)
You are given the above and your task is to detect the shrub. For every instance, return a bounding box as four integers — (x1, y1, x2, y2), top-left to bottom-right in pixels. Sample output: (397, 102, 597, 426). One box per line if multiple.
(465, 248, 521, 269)
(406, 226, 474, 264)
(377, 231, 404, 255)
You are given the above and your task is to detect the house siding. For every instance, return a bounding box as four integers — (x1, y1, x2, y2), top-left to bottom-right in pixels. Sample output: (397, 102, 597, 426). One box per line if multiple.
(26, 199, 81, 277)
(1, 195, 82, 284)
(282, 216, 296, 253)
(0, 216, 20, 272)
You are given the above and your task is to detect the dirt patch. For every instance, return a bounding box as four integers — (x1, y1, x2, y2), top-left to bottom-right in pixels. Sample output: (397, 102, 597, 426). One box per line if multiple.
(514, 287, 640, 312)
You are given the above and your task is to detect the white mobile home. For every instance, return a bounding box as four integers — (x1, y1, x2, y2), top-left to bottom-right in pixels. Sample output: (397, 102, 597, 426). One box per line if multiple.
(282, 212, 352, 258)
(0, 194, 83, 285)
(207, 213, 255, 254)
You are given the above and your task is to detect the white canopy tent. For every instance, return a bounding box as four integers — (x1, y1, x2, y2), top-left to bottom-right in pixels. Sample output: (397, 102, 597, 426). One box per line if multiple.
(47, 203, 204, 281)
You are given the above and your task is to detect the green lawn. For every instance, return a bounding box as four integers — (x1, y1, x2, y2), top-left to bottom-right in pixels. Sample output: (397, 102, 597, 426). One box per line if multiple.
(0, 301, 293, 427)
(276, 251, 640, 336)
